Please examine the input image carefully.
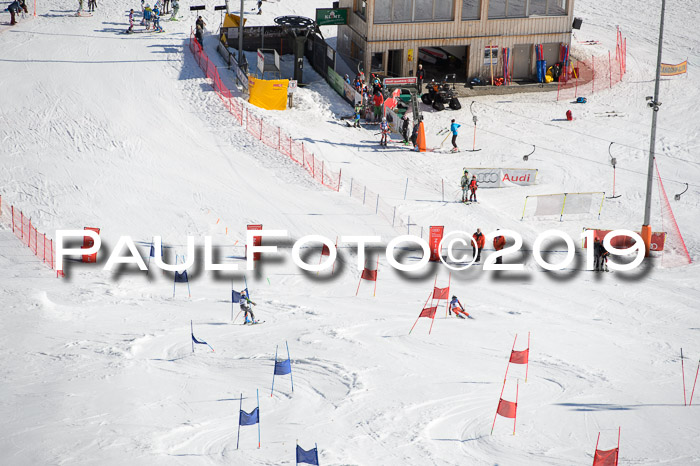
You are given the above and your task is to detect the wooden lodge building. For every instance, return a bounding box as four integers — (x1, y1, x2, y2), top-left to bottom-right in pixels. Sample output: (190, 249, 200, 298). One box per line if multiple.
(336, 0, 576, 84)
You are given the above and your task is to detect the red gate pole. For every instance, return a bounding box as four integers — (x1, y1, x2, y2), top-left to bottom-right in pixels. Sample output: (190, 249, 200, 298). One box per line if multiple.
(682, 348, 687, 406)
(259, 119, 263, 141)
(373, 256, 378, 297)
(689, 359, 700, 406)
(616, 427, 621, 464)
(28, 219, 32, 249)
(593, 432, 601, 462)
(43, 233, 46, 261)
(608, 51, 612, 88)
(592, 55, 595, 94)
(337, 169, 342, 192)
(11, 205, 14, 232)
(513, 380, 519, 435)
(526, 331, 531, 382)
(278, 127, 281, 151)
(321, 160, 324, 185)
(21, 211, 24, 239)
(312, 153, 315, 177)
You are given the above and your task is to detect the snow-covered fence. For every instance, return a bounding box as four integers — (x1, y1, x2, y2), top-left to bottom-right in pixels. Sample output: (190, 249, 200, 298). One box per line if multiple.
(557, 28, 627, 101)
(0, 195, 61, 276)
(189, 32, 341, 193)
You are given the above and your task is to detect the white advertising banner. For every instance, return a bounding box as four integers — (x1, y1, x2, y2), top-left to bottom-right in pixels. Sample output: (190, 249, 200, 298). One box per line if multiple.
(464, 168, 538, 188)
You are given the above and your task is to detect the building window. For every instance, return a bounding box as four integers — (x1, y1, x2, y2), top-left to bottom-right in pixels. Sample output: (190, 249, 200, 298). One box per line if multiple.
(371, 52, 384, 72)
(374, 0, 455, 24)
(354, 0, 367, 19)
(488, 0, 568, 18)
(461, 0, 481, 20)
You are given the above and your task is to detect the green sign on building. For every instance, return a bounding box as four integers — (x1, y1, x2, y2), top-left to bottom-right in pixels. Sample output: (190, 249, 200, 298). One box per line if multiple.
(315, 8, 349, 26)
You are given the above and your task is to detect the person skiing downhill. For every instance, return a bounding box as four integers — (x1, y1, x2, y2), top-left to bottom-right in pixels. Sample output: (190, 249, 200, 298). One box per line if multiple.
(472, 228, 485, 262)
(468, 175, 478, 202)
(449, 296, 470, 319)
(240, 290, 257, 324)
(380, 118, 390, 146)
(460, 169, 470, 202)
(450, 119, 461, 151)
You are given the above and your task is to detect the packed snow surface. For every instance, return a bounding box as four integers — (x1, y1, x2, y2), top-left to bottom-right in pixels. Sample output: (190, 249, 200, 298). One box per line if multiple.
(1, 0, 699, 464)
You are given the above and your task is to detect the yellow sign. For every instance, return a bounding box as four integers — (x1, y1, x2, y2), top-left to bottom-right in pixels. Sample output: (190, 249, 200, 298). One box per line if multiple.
(407, 49, 414, 62)
(248, 76, 289, 110)
(660, 60, 688, 76)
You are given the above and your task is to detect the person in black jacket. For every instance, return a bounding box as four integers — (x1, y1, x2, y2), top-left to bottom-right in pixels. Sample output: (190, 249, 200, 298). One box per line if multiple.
(417, 63, 425, 93)
(7, 0, 20, 25)
(401, 115, 410, 143)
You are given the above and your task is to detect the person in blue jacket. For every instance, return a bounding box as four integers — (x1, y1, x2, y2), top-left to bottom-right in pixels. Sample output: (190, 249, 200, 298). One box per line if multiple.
(450, 119, 461, 152)
(6, 0, 20, 25)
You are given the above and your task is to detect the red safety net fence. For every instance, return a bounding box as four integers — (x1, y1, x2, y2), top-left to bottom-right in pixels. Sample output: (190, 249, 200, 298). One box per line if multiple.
(654, 160, 692, 267)
(557, 28, 627, 101)
(0, 195, 61, 276)
(188, 32, 341, 192)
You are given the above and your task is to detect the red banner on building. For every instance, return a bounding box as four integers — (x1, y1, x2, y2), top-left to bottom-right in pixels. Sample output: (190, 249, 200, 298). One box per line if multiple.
(429, 226, 444, 262)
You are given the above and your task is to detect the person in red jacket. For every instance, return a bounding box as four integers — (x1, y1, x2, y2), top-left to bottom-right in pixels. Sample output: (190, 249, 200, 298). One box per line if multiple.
(372, 91, 384, 122)
(472, 228, 485, 262)
(493, 229, 506, 264)
(468, 175, 478, 202)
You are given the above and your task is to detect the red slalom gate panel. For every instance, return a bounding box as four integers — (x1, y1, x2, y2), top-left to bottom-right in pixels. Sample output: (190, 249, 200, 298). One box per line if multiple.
(429, 226, 444, 261)
(583, 228, 666, 251)
(82, 227, 100, 263)
(246, 224, 263, 261)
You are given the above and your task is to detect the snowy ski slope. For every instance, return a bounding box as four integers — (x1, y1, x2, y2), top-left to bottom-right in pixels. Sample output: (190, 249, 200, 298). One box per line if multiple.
(1, 0, 699, 464)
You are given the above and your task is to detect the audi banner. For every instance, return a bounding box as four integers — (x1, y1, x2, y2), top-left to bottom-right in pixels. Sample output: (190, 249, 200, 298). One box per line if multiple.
(464, 168, 538, 188)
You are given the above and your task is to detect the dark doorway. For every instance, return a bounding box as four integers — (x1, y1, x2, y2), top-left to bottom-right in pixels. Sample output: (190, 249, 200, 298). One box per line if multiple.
(387, 49, 403, 77)
(512, 44, 533, 80)
(418, 46, 468, 83)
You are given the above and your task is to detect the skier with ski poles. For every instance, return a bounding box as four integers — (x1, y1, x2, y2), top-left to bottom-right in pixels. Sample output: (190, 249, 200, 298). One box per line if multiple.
(240, 290, 257, 324)
(460, 169, 470, 202)
(450, 119, 461, 152)
(449, 295, 470, 319)
(468, 175, 478, 202)
(379, 117, 390, 146)
(493, 229, 506, 264)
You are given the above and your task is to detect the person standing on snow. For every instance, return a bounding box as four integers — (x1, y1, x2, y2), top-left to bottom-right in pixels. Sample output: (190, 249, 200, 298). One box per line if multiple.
(449, 296, 470, 319)
(257, 0, 262, 15)
(6, 0, 20, 25)
(468, 175, 478, 202)
(195, 15, 205, 30)
(401, 115, 410, 143)
(411, 120, 419, 149)
(127, 9, 134, 32)
(493, 229, 506, 264)
(372, 91, 384, 123)
(460, 169, 470, 202)
(352, 103, 362, 128)
(163, 0, 169, 14)
(417, 63, 425, 93)
(450, 119, 461, 152)
(472, 228, 485, 262)
(170, 0, 178, 20)
(240, 290, 257, 324)
(380, 117, 390, 146)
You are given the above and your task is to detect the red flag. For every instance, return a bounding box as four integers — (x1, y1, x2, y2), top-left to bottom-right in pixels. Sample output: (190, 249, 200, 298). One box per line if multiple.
(432, 286, 449, 300)
(496, 398, 517, 419)
(509, 349, 529, 364)
(593, 448, 618, 466)
(361, 268, 377, 281)
(419, 306, 437, 319)
(321, 244, 330, 256)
